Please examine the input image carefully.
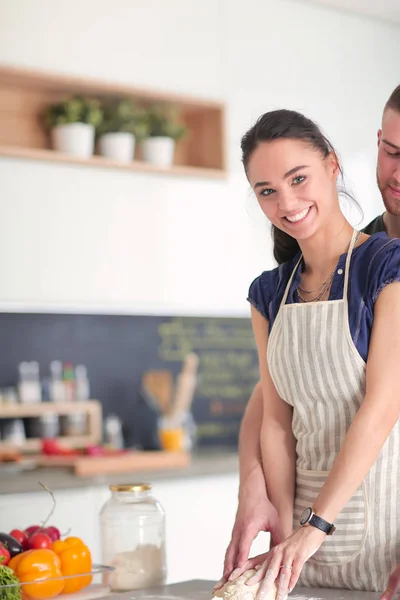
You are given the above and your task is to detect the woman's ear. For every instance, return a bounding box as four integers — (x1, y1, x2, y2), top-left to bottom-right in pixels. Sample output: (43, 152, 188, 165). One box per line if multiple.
(327, 151, 340, 179)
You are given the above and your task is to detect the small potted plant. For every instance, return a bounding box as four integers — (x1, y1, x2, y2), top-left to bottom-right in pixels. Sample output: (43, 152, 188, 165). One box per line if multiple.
(42, 96, 103, 158)
(141, 104, 187, 167)
(97, 99, 147, 163)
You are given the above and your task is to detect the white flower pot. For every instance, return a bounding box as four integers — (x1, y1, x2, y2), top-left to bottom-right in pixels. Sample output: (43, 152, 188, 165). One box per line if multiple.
(142, 136, 175, 167)
(51, 123, 95, 158)
(98, 132, 135, 163)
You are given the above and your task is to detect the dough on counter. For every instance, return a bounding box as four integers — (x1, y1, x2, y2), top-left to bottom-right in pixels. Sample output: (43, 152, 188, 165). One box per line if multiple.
(212, 569, 277, 600)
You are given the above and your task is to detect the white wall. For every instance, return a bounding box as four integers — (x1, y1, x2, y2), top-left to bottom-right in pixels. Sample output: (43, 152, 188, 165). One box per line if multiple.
(0, 0, 399, 316)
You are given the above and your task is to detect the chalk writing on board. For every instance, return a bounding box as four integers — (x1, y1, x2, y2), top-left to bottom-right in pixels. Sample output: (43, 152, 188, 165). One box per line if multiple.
(157, 317, 256, 361)
(196, 422, 241, 439)
(156, 317, 259, 425)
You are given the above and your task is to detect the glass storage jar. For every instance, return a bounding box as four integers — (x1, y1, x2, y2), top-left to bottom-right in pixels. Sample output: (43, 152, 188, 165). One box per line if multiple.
(100, 483, 166, 591)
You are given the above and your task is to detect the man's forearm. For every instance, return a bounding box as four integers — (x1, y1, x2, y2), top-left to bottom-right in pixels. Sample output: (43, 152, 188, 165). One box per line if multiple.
(238, 381, 266, 500)
(261, 420, 296, 537)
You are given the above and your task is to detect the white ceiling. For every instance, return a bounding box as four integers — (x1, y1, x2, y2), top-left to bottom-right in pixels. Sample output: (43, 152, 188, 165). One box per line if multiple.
(305, 0, 400, 25)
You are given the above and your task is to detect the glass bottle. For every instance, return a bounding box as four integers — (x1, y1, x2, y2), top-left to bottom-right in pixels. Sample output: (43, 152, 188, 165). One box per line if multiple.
(99, 483, 166, 591)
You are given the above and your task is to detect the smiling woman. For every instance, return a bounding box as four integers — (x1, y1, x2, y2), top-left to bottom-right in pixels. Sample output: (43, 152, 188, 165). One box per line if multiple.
(224, 107, 400, 598)
(241, 109, 361, 264)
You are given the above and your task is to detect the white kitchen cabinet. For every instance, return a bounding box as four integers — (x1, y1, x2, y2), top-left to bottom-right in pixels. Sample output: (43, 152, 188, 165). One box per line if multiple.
(0, 474, 269, 584)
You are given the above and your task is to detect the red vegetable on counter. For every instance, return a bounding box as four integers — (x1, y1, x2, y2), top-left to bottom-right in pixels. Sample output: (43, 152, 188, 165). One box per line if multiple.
(41, 440, 81, 456)
(0, 544, 11, 565)
(28, 532, 53, 550)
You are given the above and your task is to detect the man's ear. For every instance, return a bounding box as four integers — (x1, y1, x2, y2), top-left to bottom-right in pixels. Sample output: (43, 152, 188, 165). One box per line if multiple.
(377, 129, 382, 147)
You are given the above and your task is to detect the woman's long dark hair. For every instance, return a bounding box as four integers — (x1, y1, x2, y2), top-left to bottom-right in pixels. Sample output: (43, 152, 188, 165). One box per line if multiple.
(241, 109, 361, 264)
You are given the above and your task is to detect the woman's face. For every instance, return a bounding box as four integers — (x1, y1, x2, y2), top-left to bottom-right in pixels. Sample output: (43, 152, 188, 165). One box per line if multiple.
(246, 138, 339, 241)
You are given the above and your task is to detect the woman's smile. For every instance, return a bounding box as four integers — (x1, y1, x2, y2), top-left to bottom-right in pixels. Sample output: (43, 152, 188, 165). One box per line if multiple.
(283, 206, 313, 225)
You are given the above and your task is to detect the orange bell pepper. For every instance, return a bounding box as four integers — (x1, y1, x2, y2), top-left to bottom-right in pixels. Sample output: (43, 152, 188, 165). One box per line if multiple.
(51, 537, 92, 594)
(8, 549, 65, 599)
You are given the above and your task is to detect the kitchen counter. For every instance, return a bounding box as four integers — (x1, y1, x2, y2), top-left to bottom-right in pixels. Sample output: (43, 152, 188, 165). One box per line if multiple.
(107, 578, 382, 600)
(0, 450, 238, 494)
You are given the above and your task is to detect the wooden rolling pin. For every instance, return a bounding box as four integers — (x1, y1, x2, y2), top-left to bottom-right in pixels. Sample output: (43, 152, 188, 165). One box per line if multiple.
(168, 352, 199, 420)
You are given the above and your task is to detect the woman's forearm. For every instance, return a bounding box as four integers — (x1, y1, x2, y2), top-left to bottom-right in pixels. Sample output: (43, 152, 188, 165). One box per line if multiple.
(261, 421, 296, 537)
(313, 395, 399, 523)
(313, 284, 400, 525)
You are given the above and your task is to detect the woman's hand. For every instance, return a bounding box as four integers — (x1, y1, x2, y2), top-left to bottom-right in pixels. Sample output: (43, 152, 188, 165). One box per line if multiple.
(214, 493, 284, 592)
(231, 526, 326, 599)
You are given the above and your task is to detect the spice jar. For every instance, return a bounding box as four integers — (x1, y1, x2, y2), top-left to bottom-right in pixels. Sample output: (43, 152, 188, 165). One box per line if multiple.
(100, 483, 166, 591)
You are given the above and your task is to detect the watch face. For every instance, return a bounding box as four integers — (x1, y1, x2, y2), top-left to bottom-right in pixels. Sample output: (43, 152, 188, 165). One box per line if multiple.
(300, 507, 313, 526)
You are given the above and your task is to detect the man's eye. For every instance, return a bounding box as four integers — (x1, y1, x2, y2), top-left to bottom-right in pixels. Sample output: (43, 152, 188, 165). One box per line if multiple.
(385, 150, 400, 157)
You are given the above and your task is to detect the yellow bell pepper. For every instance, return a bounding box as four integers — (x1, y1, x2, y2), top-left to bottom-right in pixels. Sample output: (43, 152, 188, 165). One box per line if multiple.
(8, 549, 65, 600)
(51, 537, 92, 594)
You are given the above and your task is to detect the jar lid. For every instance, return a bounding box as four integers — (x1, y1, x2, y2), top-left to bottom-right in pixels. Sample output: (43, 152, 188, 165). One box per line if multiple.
(109, 483, 152, 492)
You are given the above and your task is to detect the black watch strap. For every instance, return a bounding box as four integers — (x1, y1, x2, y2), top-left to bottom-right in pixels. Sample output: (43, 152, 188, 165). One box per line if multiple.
(309, 514, 336, 536)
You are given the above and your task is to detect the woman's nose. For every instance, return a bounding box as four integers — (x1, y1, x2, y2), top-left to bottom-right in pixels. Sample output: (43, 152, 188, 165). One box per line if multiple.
(278, 189, 299, 211)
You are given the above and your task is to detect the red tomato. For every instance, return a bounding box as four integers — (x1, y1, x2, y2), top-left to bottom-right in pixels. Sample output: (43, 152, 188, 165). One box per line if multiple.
(42, 526, 60, 542)
(28, 532, 53, 549)
(9, 529, 29, 550)
(0, 544, 10, 565)
(24, 525, 41, 537)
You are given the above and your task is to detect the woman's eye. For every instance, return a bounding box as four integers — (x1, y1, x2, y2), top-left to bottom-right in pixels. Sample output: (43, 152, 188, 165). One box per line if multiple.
(260, 188, 275, 197)
(292, 175, 306, 185)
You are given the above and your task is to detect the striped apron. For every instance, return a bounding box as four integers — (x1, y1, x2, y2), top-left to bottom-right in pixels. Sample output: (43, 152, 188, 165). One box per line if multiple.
(267, 229, 400, 592)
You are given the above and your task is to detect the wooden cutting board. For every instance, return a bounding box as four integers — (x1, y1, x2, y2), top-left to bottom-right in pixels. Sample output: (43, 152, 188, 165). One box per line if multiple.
(36, 450, 191, 477)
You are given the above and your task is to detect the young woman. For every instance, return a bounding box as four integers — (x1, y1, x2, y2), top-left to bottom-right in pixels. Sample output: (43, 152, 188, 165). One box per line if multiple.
(231, 110, 400, 598)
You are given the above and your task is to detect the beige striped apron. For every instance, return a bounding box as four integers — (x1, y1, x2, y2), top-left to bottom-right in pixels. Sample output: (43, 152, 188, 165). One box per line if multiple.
(267, 229, 400, 592)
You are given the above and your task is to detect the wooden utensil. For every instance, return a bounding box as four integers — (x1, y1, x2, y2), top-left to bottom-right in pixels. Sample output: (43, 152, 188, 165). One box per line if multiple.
(168, 353, 199, 420)
(142, 370, 174, 414)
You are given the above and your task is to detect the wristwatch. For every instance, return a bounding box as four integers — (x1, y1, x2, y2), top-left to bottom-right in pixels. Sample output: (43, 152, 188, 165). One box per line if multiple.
(300, 507, 336, 536)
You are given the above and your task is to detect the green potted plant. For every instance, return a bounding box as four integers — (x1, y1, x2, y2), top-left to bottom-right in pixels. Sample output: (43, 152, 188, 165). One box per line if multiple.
(141, 104, 187, 167)
(42, 96, 103, 158)
(96, 99, 147, 163)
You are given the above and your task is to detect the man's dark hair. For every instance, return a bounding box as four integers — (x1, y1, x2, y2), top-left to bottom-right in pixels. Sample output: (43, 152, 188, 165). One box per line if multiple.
(385, 84, 400, 114)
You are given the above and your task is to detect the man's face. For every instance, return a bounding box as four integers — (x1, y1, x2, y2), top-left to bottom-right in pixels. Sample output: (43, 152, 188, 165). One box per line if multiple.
(377, 108, 400, 216)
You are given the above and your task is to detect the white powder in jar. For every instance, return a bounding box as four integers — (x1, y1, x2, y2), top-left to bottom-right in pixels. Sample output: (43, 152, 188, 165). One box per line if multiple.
(108, 543, 166, 591)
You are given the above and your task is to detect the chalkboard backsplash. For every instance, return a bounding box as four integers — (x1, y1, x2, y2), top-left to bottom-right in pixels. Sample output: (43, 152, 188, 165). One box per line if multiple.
(0, 313, 259, 448)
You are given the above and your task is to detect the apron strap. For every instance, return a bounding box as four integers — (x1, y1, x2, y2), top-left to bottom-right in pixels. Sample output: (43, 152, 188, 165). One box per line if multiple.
(280, 254, 302, 308)
(343, 228, 358, 304)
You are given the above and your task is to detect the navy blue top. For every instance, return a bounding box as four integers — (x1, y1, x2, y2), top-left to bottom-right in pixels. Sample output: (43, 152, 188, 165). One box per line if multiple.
(247, 233, 400, 362)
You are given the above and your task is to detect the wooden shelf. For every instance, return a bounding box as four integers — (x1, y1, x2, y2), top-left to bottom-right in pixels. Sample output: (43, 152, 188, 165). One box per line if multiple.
(0, 145, 227, 179)
(0, 65, 227, 178)
(0, 400, 103, 453)
(0, 400, 99, 419)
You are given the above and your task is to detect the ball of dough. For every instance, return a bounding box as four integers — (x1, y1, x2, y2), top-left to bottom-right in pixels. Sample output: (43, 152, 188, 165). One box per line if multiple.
(212, 569, 277, 600)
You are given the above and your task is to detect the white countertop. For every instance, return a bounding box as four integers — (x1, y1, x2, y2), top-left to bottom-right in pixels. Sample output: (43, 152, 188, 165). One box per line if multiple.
(107, 579, 382, 600)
